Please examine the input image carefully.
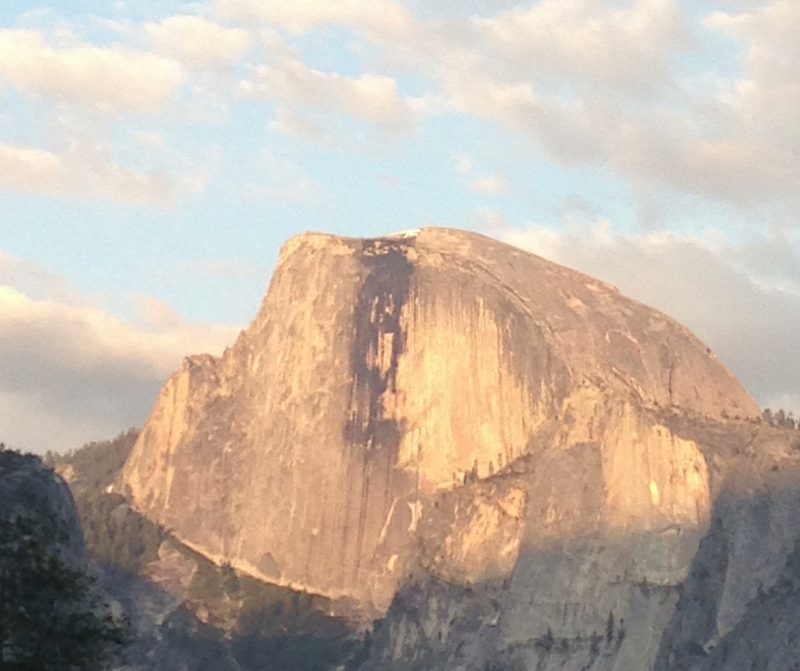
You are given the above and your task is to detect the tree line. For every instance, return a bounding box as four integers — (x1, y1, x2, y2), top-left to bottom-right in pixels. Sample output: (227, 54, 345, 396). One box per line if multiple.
(43, 429, 166, 576)
(762, 408, 799, 431)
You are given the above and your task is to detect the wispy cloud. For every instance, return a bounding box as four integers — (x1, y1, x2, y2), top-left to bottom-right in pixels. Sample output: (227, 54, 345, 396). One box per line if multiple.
(473, 0, 691, 94)
(240, 53, 417, 132)
(454, 153, 472, 175)
(0, 141, 182, 207)
(134, 131, 164, 147)
(145, 15, 252, 69)
(214, 0, 412, 34)
(470, 174, 506, 195)
(362, 0, 800, 214)
(268, 107, 325, 139)
(240, 147, 333, 208)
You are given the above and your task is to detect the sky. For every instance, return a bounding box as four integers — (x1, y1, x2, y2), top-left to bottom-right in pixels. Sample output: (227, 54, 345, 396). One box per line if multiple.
(1, 0, 799, 453)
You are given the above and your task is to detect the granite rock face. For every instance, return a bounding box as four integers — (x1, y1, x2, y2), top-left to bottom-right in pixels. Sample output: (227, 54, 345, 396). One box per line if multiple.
(364, 418, 800, 671)
(652, 449, 800, 671)
(121, 229, 756, 605)
(120, 228, 772, 668)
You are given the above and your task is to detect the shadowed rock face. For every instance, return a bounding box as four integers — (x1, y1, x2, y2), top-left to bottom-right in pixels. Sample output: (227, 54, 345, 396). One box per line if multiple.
(120, 228, 759, 619)
(0, 450, 85, 563)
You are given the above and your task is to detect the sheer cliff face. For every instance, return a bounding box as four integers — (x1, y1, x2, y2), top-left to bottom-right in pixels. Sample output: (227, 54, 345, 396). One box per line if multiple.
(120, 228, 758, 614)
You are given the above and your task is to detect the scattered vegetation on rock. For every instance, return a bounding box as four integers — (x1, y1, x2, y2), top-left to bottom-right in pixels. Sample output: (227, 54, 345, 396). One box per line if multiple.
(761, 407, 799, 430)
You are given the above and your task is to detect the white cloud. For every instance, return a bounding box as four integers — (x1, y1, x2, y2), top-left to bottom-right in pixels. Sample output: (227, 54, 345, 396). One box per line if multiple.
(439, 53, 797, 210)
(241, 54, 417, 131)
(268, 107, 324, 139)
(702, 3, 800, 166)
(214, 0, 412, 34)
(145, 15, 251, 68)
(0, 251, 81, 305)
(370, 0, 692, 101)
(470, 173, 506, 195)
(472, 207, 508, 233)
(0, 29, 182, 113)
(493, 217, 800, 415)
(454, 153, 472, 175)
(128, 293, 185, 331)
(0, 144, 63, 195)
(0, 282, 240, 453)
(0, 141, 181, 207)
(474, 0, 692, 94)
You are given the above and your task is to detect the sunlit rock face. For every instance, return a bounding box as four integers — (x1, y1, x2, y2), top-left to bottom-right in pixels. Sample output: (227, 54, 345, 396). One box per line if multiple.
(120, 228, 759, 624)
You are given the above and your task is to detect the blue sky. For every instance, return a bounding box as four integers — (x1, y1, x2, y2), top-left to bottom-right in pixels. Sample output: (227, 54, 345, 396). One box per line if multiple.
(1, 0, 799, 452)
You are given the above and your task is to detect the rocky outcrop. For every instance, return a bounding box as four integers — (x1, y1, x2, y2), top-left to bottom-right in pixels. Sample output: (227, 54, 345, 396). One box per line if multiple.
(118, 227, 782, 669)
(0, 449, 85, 562)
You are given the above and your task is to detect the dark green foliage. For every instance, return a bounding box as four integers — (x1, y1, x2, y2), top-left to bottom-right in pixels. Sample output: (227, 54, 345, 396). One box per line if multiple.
(184, 549, 352, 635)
(189, 558, 228, 603)
(43, 428, 138, 494)
(220, 563, 241, 596)
(77, 494, 164, 575)
(0, 505, 128, 669)
(45, 430, 166, 574)
(237, 577, 351, 640)
(762, 407, 798, 430)
(178, 546, 362, 670)
(231, 633, 360, 671)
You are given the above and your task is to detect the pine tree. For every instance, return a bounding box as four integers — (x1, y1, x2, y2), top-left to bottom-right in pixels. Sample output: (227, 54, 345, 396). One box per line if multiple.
(0, 507, 128, 670)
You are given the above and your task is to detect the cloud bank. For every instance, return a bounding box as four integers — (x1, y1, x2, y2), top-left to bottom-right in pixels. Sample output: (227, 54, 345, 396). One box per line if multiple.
(0, 256, 240, 453)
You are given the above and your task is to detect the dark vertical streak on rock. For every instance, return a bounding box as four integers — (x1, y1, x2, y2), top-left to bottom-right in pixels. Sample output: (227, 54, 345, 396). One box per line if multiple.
(347, 240, 413, 443)
(343, 238, 414, 583)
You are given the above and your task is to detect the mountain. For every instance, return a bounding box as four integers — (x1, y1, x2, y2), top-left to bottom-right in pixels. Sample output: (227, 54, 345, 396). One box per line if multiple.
(115, 228, 799, 670)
